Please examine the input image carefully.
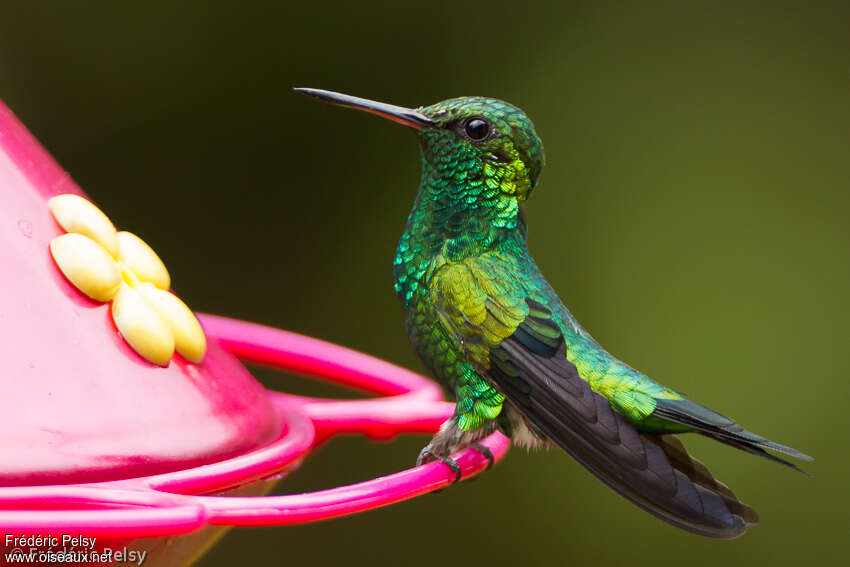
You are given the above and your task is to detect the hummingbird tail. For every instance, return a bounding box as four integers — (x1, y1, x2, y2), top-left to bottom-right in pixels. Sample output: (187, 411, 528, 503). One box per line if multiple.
(652, 398, 813, 472)
(646, 434, 759, 524)
(492, 336, 758, 538)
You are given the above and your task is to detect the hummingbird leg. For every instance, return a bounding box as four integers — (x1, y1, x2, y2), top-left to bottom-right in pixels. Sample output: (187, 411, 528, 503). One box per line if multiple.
(416, 446, 462, 484)
(416, 416, 498, 483)
(416, 416, 464, 483)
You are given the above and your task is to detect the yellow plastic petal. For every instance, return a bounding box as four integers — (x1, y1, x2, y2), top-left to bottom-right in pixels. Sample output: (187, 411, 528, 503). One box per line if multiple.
(48, 194, 120, 257)
(137, 283, 206, 363)
(117, 231, 171, 289)
(49, 234, 121, 302)
(112, 284, 175, 366)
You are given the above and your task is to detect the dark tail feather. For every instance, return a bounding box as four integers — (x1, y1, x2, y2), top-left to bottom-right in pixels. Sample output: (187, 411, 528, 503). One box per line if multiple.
(653, 398, 813, 472)
(646, 435, 759, 525)
(492, 339, 757, 538)
(711, 436, 807, 474)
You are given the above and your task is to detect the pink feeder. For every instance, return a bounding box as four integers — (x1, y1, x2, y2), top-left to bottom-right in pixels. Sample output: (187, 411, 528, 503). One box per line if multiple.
(0, 101, 509, 565)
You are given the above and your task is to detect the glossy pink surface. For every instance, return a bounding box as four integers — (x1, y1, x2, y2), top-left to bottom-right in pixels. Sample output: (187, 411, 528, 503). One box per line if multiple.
(0, 102, 281, 485)
(0, 316, 510, 537)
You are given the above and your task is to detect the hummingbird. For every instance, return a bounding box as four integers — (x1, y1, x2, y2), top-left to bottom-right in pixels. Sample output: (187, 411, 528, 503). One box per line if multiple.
(296, 87, 812, 538)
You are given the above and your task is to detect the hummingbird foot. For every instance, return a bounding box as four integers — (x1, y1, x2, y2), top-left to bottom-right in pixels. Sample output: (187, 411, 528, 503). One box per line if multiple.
(416, 415, 497, 484)
(417, 446, 462, 484)
(469, 442, 495, 470)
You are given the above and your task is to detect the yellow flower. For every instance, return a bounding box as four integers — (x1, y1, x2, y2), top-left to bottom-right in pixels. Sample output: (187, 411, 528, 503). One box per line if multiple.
(48, 194, 206, 366)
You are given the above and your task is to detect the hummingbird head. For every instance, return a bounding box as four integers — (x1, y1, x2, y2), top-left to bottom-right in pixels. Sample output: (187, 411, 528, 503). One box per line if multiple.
(296, 89, 545, 208)
(417, 96, 544, 202)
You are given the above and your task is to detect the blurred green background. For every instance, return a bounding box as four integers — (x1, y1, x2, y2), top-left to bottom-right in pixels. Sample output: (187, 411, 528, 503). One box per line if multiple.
(1, 1, 847, 565)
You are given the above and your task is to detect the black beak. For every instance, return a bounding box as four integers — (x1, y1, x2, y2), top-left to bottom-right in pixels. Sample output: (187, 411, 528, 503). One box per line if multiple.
(294, 88, 435, 130)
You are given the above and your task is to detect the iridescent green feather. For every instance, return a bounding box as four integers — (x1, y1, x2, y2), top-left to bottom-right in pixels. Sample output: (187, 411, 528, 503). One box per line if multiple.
(393, 97, 685, 432)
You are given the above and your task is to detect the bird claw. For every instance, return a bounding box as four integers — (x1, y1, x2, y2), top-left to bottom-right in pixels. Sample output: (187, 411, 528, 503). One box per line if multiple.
(469, 442, 495, 470)
(417, 448, 462, 484)
(417, 442, 494, 484)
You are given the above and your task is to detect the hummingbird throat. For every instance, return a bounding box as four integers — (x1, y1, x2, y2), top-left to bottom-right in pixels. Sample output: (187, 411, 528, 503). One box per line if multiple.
(415, 135, 530, 258)
(393, 132, 532, 308)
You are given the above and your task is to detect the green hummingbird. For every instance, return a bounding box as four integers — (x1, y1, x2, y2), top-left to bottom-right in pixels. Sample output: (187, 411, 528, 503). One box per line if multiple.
(296, 88, 812, 538)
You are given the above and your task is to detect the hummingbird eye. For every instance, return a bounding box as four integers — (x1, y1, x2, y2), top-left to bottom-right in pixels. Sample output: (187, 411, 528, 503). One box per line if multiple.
(463, 117, 491, 141)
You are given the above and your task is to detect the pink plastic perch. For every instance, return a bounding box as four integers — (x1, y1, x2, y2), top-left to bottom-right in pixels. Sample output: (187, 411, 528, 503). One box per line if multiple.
(0, 315, 510, 537)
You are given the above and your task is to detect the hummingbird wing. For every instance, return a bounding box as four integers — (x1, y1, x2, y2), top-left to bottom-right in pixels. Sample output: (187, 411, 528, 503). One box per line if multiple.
(431, 256, 760, 538)
(492, 318, 757, 538)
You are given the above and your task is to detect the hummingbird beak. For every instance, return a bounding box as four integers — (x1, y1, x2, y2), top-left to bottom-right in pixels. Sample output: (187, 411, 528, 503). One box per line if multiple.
(294, 88, 435, 131)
